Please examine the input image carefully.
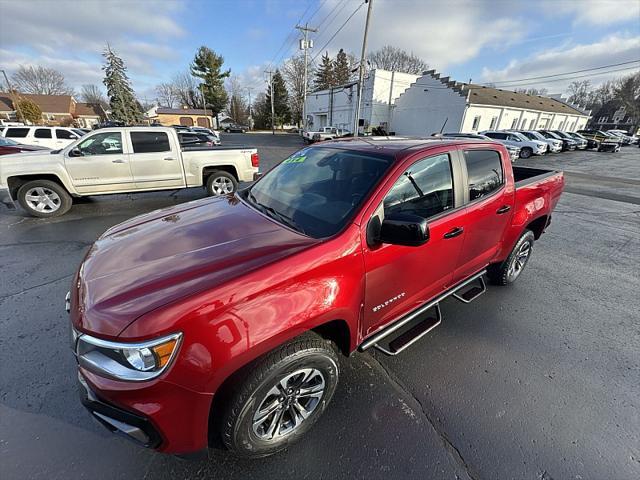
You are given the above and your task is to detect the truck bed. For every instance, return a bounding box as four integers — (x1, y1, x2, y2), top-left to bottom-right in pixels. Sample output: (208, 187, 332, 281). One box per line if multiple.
(513, 166, 562, 188)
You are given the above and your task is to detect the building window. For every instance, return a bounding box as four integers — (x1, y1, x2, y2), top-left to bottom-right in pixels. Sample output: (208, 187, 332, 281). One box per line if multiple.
(529, 119, 536, 130)
(471, 116, 481, 131)
(510, 118, 518, 129)
(180, 117, 194, 126)
(489, 116, 497, 129)
(599, 116, 608, 123)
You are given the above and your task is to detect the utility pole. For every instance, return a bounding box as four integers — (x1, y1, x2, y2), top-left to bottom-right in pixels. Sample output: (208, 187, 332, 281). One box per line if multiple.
(296, 23, 316, 133)
(199, 84, 210, 127)
(247, 87, 253, 130)
(353, 0, 374, 137)
(265, 69, 275, 135)
(1, 69, 24, 123)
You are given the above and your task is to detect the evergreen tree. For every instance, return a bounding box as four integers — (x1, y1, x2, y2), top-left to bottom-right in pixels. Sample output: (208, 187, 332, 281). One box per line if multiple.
(333, 49, 351, 85)
(101, 45, 142, 124)
(16, 98, 42, 124)
(268, 70, 291, 127)
(314, 52, 334, 91)
(191, 46, 230, 120)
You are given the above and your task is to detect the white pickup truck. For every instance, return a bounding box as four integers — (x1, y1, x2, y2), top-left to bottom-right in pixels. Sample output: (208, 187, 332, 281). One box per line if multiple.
(303, 126, 351, 144)
(0, 126, 259, 217)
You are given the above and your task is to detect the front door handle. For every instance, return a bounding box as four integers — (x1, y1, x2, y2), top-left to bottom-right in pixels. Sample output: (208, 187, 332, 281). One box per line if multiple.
(496, 205, 511, 214)
(163, 157, 176, 161)
(112, 159, 125, 164)
(443, 227, 464, 239)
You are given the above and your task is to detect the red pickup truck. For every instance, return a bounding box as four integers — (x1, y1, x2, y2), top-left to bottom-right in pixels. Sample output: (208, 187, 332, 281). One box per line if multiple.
(68, 137, 563, 457)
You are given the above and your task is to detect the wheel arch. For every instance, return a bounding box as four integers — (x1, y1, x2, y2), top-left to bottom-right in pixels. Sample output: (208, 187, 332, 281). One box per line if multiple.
(525, 214, 549, 239)
(7, 174, 70, 200)
(202, 165, 238, 184)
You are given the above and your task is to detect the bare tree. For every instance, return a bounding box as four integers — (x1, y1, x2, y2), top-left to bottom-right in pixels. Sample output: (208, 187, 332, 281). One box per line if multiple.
(282, 54, 314, 125)
(155, 82, 178, 108)
(566, 80, 591, 107)
(226, 76, 248, 123)
(80, 84, 108, 109)
(367, 45, 429, 74)
(12, 65, 74, 95)
(613, 72, 640, 133)
(587, 80, 616, 109)
(171, 71, 202, 109)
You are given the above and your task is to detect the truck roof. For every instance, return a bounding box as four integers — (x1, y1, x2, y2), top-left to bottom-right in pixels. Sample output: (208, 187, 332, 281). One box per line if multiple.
(313, 136, 501, 158)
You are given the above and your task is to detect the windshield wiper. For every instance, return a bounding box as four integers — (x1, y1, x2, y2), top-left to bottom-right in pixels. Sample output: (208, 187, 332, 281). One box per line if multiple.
(248, 191, 307, 235)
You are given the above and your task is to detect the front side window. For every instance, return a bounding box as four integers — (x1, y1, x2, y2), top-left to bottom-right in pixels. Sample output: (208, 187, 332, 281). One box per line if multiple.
(247, 147, 394, 238)
(35, 128, 52, 138)
(130, 132, 170, 153)
(463, 149, 504, 201)
(384, 153, 454, 219)
(76, 132, 123, 156)
(56, 129, 77, 139)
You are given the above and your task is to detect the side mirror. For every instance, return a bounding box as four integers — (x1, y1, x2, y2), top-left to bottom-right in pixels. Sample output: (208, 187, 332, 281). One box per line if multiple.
(69, 147, 82, 157)
(369, 212, 429, 247)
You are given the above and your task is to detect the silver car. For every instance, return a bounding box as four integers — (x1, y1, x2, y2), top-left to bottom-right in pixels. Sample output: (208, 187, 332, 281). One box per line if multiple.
(516, 130, 563, 153)
(481, 131, 548, 158)
(442, 132, 520, 162)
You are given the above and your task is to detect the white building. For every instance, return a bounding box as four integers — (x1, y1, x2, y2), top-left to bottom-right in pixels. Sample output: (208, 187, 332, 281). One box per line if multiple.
(304, 69, 420, 133)
(390, 69, 591, 136)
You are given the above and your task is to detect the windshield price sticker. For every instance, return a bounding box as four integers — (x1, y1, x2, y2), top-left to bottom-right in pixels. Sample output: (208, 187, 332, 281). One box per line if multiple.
(283, 149, 309, 164)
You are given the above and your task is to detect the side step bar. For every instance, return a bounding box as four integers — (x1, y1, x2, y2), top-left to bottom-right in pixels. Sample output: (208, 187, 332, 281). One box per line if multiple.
(359, 270, 487, 356)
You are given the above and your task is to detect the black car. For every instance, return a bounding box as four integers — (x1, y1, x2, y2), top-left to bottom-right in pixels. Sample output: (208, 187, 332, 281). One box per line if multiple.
(538, 130, 577, 151)
(565, 131, 599, 150)
(552, 130, 587, 150)
(224, 124, 248, 133)
(94, 120, 125, 129)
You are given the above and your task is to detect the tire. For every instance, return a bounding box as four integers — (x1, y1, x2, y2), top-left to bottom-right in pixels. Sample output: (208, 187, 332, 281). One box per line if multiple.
(17, 179, 72, 218)
(487, 229, 535, 286)
(519, 147, 533, 159)
(205, 171, 238, 196)
(221, 332, 339, 458)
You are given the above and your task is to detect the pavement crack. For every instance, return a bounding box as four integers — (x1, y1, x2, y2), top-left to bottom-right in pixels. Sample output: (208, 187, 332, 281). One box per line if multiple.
(364, 352, 481, 480)
(0, 274, 73, 301)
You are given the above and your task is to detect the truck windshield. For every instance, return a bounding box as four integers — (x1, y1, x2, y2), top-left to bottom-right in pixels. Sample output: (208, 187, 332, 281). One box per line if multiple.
(245, 146, 394, 238)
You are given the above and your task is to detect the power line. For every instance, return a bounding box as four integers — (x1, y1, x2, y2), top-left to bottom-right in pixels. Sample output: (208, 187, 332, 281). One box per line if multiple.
(311, 1, 366, 63)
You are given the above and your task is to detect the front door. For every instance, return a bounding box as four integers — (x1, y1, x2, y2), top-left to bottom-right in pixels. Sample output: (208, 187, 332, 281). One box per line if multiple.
(64, 130, 135, 193)
(127, 130, 184, 189)
(453, 148, 514, 281)
(361, 151, 467, 337)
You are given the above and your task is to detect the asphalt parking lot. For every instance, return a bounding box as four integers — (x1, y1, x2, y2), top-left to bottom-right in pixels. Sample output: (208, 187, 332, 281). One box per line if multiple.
(1, 134, 639, 479)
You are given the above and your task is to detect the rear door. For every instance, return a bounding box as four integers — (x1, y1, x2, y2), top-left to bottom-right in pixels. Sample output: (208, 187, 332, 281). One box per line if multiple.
(127, 130, 185, 189)
(361, 150, 468, 337)
(453, 147, 514, 281)
(32, 128, 54, 148)
(64, 130, 135, 193)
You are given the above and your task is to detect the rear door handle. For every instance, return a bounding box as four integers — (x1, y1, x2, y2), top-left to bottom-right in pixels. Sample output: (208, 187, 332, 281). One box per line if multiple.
(163, 157, 176, 161)
(496, 205, 511, 214)
(112, 159, 125, 163)
(443, 227, 464, 239)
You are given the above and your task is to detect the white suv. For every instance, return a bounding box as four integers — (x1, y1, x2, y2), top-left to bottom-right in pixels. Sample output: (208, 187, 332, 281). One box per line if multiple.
(2, 126, 81, 149)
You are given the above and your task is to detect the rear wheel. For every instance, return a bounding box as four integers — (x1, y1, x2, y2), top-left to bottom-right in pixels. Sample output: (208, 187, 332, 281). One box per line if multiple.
(519, 147, 533, 159)
(205, 171, 237, 196)
(487, 230, 535, 286)
(17, 179, 72, 218)
(221, 333, 339, 458)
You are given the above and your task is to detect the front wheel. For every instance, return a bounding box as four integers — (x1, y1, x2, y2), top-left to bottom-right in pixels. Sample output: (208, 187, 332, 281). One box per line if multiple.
(487, 229, 535, 286)
(17, 179, 72, 218)
(519, 147, 533, 159)
(205, 171, 238, 196)
(221, 333, 339, 458)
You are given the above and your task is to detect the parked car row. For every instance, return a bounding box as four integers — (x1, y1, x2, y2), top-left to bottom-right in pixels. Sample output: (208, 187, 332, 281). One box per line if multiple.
(0, 126, 82, 151)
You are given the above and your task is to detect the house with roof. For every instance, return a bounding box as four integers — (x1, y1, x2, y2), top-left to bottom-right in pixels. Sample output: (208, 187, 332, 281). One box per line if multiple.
(145, 105, 215, 128)
(390, 70, 591, 136)
(588, 100, 637, 134)
(0, 92, 106, 127)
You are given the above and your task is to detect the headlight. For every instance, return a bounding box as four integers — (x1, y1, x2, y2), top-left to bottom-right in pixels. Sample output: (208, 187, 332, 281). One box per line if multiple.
(74, 331, 182, 381)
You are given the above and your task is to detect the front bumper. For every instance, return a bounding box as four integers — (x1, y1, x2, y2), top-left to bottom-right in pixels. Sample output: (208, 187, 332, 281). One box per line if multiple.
(78, 372, 162, 448)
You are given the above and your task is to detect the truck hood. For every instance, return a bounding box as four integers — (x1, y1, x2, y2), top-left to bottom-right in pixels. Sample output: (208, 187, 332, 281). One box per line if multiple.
(0, 149, 62, 167)
(74, 195, 319, 337)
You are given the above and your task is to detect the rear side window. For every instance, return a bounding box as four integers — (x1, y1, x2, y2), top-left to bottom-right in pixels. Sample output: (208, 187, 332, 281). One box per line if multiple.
(56, 129, 76, 139)
(34, 128, 52, 138)
(463, 150, 504, 201)
(384, 153, 454, 219)
(6, 128, 29, 138)
(131, 132, 170, 153)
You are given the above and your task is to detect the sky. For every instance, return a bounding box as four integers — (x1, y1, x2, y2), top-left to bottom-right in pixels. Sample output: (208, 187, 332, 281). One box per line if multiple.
(0, 0, 638, 103)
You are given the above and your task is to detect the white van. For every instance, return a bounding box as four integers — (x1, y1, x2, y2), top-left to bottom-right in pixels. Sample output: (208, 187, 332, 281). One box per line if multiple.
(2, 126, 81, 149)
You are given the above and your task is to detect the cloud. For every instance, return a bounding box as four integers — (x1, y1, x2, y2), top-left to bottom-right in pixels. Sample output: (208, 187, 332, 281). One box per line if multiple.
(305, 0, 526, 70)
(543, 0, 640, 26)
(480, 34, 640, 92)
(0, 0, 184, 90)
